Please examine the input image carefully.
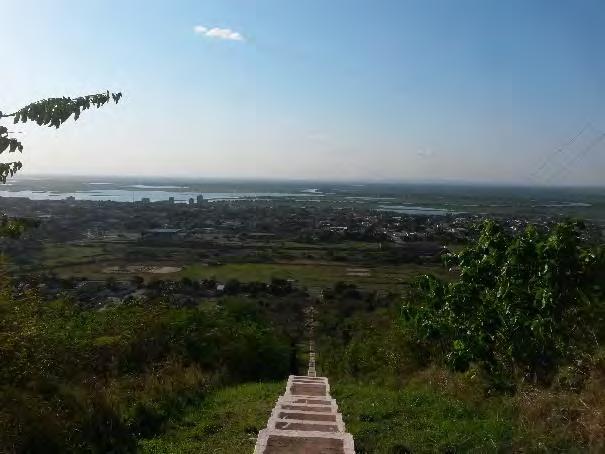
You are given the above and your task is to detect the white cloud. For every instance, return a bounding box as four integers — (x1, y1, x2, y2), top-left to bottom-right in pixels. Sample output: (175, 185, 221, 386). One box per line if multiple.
(416, 148, 436, 158)
(194, 25, 244, 41)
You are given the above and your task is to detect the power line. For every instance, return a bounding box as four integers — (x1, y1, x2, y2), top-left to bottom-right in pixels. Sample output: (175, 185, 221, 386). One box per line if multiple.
(530, 123, 605, 183)
(531, 122, 591, 179)
(544, 131, 605, 183)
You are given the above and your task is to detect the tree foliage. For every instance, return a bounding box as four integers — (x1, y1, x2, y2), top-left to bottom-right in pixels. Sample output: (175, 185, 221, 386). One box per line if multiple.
(403, 220, 605, 387)
(0, 91, 121, 240)
(0, 289, 292, 452)
(0, 91, 122, 183)
(0, 215, 40, 238)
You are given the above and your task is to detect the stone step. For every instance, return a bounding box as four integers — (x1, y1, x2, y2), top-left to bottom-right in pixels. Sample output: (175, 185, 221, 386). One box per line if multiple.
(272, 421, 340, 433)
(271, 410, 342, 424)
(274, 409, 337, 418)
(289, 385, 328, 397)
(268, 414, 346, 432)
(254, 338, 355, 453)
(280, 397, 335, 406)
(286, 376, 330, 397)
(292, 375, 325, 381)
(279, 404, 335, 413)
(255, 429, 355, 454)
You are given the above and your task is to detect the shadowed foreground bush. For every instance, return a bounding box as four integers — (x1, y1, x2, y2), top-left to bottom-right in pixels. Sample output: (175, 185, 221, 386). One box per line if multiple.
(0, 290, 291, 453)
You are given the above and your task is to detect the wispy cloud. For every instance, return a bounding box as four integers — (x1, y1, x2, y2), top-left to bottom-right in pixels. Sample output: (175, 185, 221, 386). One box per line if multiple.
(194, 25, 244, 42)
(416, 148, 436, 159)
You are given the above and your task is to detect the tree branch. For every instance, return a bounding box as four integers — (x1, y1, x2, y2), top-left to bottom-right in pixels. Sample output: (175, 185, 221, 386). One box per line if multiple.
(0, 90, 122, 182)
(0, 91, 122, 128)
(0, 162, 23, 183)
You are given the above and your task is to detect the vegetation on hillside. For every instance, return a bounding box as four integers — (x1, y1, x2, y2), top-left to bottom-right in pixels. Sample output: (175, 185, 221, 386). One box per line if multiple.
(1, 215, 603, 452)
(405, 220, 605, 389)
(0, 269, 306, 452)
(140, 382, 283, 453)
(316, 220, 605, 452)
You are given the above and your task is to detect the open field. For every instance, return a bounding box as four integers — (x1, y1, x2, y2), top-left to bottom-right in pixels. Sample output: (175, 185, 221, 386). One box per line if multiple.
(38, 244, 109, 267)
(179, 262, 450, 292)
(22, 240, 453, 293)
(33, 247, 450, 292)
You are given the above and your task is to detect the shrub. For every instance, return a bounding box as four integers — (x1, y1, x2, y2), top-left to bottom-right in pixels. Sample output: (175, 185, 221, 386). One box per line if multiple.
(0, 286, 293, 451)
(403, 220, 605, 387)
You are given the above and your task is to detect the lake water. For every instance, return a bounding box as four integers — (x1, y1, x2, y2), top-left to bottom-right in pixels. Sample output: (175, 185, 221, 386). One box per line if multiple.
(0, 189, 323, 203)
(378, 205, 454, 216)
(0, 178, 602, 221)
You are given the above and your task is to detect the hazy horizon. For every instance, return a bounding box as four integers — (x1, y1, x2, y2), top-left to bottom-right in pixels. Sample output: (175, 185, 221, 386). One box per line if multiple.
(9, 172, 605, 189)
(2, 1, 604, 185)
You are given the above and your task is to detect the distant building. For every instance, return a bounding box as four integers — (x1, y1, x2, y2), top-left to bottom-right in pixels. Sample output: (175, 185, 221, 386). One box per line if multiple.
(168, 197, 175, 204)
(141, 197, 151, 204)
(188, 198, 195, 205)
(196, 194, 206, 204)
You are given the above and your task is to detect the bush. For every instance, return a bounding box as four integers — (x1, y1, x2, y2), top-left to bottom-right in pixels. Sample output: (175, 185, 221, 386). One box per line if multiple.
(403, 220, 605, 387)
(0, 286, 293, 452)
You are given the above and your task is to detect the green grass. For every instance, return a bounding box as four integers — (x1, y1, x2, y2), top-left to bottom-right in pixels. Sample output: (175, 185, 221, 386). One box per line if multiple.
(139, 378, 515, 453)
(139, 382, 283, 453)
(39, 244, 108, 267)
(180, 262, 448, 292)
(280, 240, 382, 251)
(331, 381, 514, 453)
(137, 372, 514, 452)
(30, 240, 452, 292)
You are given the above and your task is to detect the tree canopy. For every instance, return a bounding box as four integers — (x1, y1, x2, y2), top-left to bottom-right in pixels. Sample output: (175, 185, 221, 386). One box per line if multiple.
(403, 220, 605, 388)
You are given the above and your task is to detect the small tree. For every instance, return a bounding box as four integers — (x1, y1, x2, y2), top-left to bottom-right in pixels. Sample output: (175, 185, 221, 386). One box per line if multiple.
(403, 220, 604, 388)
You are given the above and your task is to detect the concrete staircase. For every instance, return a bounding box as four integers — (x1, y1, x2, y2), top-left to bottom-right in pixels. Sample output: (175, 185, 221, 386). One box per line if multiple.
(254, 342, 355, 453)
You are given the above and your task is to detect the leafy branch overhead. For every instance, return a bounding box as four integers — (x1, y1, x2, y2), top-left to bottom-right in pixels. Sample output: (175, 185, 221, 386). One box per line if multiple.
(0, 91, 122, 183)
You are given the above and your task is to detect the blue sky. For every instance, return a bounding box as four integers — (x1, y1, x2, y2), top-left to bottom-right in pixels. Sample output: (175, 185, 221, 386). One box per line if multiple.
(1, 0, 604, 184)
